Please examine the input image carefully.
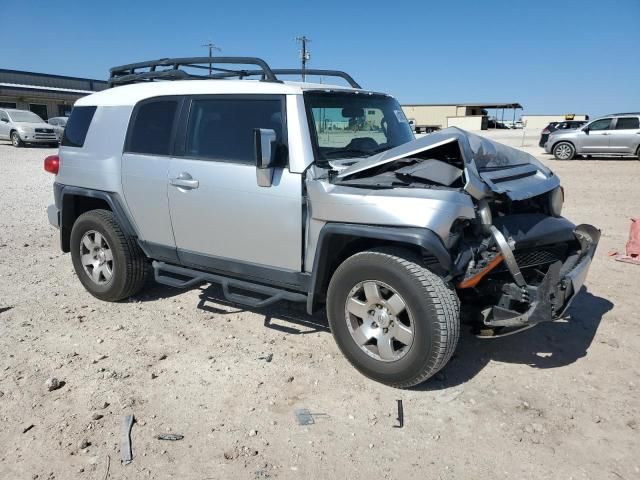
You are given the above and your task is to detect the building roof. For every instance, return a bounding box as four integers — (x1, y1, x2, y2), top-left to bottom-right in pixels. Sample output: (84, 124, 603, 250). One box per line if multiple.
(0, 68, 107, 93)
(76, 79, 366, 107)
(402, 102, 523, 109)
(0, 82, 96, 95)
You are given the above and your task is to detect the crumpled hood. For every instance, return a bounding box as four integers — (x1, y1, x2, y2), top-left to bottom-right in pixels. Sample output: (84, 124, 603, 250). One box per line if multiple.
(337, 127, 560, 201)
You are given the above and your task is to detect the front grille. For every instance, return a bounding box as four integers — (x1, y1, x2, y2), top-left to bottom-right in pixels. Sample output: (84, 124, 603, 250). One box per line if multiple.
(513, 244, 568, 270)
(35, 128, 54, 133)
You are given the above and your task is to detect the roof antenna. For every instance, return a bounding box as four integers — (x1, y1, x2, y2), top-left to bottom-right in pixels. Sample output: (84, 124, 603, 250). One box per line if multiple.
(295, 35, 311, 82)
(201, 41, 221, 76)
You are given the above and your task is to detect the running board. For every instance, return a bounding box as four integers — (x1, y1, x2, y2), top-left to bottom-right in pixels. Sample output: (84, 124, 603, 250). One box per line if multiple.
(152, 261, 307, 309)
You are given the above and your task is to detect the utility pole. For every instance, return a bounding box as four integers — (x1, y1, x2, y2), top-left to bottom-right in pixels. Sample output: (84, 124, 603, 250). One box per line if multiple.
(295, 35, 311, 81)
(201, 41, 221, 76)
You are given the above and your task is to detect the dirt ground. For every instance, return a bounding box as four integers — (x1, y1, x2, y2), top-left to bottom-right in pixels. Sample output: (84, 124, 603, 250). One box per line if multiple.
(0, 130, 638, 480)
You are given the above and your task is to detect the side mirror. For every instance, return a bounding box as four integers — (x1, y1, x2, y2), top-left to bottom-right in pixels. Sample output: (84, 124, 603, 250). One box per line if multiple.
(254, 128, 277, 187)
(0, 118, 8, 123)
(583, 126, 589, 134)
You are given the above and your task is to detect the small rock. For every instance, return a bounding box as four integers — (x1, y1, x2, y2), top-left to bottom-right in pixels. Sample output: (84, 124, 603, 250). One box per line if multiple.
(45, 377, 64, 392)
(158, 354, 168, 361)
(151, 373, 158, 380)
(78, 438, 91, 449)
(100, 402, 110, 409)
(91, 413, 103, 421)
(248, 429, 258, 437)
(593, 415, 602, 424)
(96, 339, 103, 344)
(286, 376, 294, 383)
(113, 325, 124, 331)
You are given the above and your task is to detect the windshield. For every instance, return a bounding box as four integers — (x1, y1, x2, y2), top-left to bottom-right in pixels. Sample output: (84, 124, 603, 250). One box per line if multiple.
(9, 111, 44, 123)
(304, 92, 414, 162)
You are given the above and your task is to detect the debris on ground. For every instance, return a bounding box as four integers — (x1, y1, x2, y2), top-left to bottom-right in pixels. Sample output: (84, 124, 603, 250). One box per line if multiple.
(22, 424, 35, 434)
(78, 438, 91, 449)
(157, 433, 184, 441)
(294, 408, 314, 426)
(394, 400, 404, 428)
(258, 353, 273, 362)
(614, 217, 640, 265)
(120, 414, 135, 465)
(45, 377, 64, 392)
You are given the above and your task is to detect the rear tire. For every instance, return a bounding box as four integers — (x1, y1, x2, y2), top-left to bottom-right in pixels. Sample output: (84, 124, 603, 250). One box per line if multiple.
(70, 209, 149, 301)
(553, 142, 575, 160)
(326, 248, 460, 388)
(11, 131, 23, 147)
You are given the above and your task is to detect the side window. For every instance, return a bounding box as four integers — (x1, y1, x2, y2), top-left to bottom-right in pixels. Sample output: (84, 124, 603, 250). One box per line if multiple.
(184, 97, 284, 164)
(588, 118, 612, 131)
(62, 106, 97, 147)
(127, 99, 178, 155)
(615, 117, 639, 130)
(0, 110, 8, 122)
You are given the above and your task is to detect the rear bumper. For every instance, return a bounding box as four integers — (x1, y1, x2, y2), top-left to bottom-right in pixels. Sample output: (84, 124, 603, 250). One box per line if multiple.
(484, 223, 600, 328)
(47, 204, 60, 228)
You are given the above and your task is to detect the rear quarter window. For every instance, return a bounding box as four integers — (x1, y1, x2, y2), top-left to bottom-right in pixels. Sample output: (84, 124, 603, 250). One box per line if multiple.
(62, 106, 97, 147)
(126, 99, 178, 156)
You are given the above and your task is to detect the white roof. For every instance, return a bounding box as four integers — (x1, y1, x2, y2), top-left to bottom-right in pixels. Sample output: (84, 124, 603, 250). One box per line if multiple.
(76, 79, 363, 107)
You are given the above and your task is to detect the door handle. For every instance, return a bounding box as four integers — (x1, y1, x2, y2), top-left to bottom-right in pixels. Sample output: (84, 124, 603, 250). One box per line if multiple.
(170, 172, 199, 189)
(601, 132, 610, 135)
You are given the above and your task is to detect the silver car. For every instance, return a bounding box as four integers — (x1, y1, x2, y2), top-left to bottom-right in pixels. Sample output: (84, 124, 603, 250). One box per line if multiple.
(0, 108, 59, 147)
(545, 113, 640, 160)
(44, 56, 600, 387)
(47, 116, 68, 143)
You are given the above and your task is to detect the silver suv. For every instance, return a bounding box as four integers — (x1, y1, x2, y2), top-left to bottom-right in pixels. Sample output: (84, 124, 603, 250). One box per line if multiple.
(0, 108, 59, 147)
(545, 113, 640, 160)
(45, 57, 600, 387)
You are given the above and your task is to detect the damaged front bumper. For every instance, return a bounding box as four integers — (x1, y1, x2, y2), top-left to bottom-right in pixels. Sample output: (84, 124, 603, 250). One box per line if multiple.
(483, 223, 600, 328)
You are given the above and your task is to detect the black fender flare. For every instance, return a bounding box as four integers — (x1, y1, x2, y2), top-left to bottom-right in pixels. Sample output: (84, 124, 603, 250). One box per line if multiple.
(306, 223, 452, 314)
(55, 183, 138, 251)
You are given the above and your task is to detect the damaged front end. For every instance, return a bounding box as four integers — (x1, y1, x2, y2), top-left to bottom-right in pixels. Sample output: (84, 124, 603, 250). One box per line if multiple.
(329, 128, 600, 333)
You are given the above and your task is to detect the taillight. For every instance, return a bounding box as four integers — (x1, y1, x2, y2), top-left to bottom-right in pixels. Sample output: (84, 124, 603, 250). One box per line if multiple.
(44, 155, 60, 175)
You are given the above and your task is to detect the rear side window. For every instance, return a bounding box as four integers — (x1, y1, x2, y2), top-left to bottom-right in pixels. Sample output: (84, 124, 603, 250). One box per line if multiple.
(127, 100, 178, 155)
(62, 106, 97, 147)
(615, 117, 639, 130)
(184, 97, 284, 164)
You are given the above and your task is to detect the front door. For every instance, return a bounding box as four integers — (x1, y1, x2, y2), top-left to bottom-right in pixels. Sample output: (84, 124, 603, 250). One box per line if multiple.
(579, 118, 612, 153)
(609, 117, 640, 154)
(0, 110, 9, 139)
(167, 95, 303, 276)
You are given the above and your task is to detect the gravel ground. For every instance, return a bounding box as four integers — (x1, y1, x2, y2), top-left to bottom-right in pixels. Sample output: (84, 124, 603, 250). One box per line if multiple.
(0, 133, 638, 480)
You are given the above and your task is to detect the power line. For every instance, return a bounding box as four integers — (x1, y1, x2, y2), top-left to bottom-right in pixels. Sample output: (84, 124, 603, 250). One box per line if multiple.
(295, 35, 311, 81)
(201, 41, 221, 76)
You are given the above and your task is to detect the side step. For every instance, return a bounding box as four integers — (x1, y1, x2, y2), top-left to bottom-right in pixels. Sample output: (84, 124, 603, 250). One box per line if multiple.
(152, 261, 307, 309)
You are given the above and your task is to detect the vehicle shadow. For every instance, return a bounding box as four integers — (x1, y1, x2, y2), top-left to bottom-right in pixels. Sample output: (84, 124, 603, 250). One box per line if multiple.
(414, 287, 613, 391)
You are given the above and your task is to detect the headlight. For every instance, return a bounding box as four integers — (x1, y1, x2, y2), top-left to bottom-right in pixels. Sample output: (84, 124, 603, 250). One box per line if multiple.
(549, 186, 564, 217)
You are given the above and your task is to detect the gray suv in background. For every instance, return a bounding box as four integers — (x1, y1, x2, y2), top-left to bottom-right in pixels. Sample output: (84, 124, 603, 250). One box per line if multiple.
(44, 56, 600, 387)
(545, 113, 640, 160)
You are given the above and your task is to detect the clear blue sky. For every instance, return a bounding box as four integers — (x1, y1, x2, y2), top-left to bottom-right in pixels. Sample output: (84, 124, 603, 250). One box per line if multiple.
(5, 0, 639, 117)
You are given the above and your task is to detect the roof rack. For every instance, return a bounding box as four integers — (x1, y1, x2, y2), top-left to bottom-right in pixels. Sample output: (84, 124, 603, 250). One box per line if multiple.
(108, 57, 361, 89)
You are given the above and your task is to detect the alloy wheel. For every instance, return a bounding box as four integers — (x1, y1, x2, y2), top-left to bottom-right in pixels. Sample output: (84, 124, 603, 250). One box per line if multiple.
(555, 144, 573, 160)
(344, 280, 415, 362)
(80, 230, 114, 285)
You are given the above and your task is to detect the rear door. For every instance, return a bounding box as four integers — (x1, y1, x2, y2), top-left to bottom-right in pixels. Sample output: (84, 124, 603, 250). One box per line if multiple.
(609, 116, 640, 154)
(580, 118, 612, 153)
(121, 97, 181, 261)
(167, 95, 303, 275)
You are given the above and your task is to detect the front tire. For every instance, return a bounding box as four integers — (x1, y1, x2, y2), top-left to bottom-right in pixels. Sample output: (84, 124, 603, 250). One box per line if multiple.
(70, 209, 148, 301)
(327, 248, 460, 388)
(11, 131, 23, 147)
(553, 142, 575, 160)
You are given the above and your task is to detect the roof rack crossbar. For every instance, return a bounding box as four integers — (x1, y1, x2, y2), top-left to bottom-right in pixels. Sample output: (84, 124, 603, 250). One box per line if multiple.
(189, 69, 362, 88)
(108, 56, 281, 87)
(108, 57, 362, 89)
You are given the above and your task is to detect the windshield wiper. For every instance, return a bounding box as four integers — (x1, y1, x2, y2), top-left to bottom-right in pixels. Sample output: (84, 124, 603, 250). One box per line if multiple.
(323, 149, 373, 159)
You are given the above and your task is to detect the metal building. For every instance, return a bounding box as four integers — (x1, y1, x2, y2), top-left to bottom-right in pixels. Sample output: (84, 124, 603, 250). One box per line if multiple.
(0, 69, 107, 120)
(401, 102, 523, 132)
